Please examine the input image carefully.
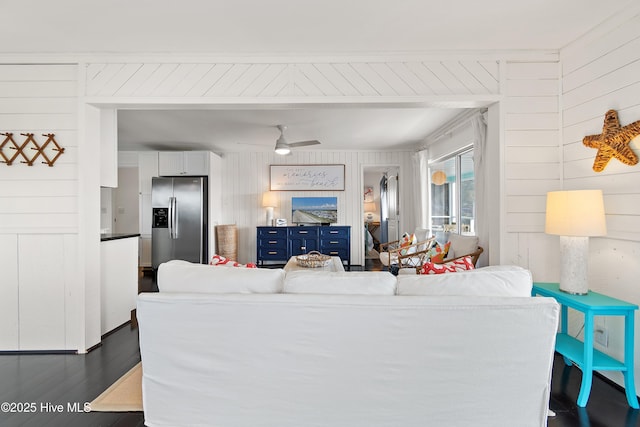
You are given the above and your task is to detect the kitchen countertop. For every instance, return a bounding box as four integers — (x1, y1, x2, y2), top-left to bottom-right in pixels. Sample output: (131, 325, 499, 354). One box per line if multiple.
(100, 233, 140, 242)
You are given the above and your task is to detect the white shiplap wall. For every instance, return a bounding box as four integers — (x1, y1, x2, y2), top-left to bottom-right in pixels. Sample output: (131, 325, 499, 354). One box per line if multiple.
(0, 64, 81, 351)
(560, 8, 640, 392)
(501, 61, 562, 280)
(84, 60, 500, 98)
(219, 150, 415, 265)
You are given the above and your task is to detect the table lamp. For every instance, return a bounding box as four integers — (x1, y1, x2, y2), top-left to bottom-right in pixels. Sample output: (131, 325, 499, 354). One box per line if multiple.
(262, 191, 278, 226)
(545, 189, 607, 295)
(364, 202, 376, 221)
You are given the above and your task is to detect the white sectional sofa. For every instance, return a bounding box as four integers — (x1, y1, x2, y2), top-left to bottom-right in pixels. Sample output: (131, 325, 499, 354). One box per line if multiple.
(137, 261, 559, 427)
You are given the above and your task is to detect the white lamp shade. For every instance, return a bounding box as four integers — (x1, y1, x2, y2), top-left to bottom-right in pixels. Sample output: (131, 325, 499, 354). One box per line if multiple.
(262, 191, 278, 208)
(545, 190, 606, 237)
(364, 202, 376, 213)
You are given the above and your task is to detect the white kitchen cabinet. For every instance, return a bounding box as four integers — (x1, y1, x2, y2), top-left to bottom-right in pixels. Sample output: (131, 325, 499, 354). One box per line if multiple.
(101, 236, 138, 335)
(158, 151, 209, 176)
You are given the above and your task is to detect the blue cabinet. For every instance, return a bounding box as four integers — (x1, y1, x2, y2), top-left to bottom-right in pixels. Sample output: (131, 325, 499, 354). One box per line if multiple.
(256, 227, 288, 261)
(319, 227, 350, 261)
(288, 227, 319, 256)
(257, 226, 350, 269)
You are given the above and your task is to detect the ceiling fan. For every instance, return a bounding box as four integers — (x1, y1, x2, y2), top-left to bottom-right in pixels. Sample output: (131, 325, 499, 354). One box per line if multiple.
(274, 125, 320, 155)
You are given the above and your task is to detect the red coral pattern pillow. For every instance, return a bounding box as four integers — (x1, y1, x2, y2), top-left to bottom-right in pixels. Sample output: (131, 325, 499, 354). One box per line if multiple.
(210, 254, 257, 268)
(419, 256, 474, 274)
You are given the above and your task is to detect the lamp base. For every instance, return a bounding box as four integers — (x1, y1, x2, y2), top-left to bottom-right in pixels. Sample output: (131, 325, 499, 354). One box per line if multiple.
(559, 236, 590, 295)
(265, 206, 274, 226)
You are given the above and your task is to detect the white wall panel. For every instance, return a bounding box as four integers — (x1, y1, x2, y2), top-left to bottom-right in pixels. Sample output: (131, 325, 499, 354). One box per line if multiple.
(0, 64, 79, 232)
(561, 12, 640, 76)
(501, 60, 561, 276)
(504, 130, 559, 146)
(0, 234, 19, 348)
(562, 59, 640, 110)
(85, 61, 500, 98)
(0, 63, 80, 351)
(503, 62, 560, 242)
(18, 234, 66, 350)
(560, 6, 640, 392)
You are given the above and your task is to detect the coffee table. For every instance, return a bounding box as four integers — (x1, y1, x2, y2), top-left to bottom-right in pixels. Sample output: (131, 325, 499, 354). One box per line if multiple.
(284, 256, 345, 272)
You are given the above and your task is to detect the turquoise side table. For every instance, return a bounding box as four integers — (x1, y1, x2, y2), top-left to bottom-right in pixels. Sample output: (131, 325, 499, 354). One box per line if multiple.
(532, 282, 639, 408)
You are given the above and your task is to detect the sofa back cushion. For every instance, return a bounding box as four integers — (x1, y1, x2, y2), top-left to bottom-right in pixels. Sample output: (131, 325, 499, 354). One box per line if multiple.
(158, 260, 284, 293)
(397, 265, 532, 297)
(284, 271, 397, 295)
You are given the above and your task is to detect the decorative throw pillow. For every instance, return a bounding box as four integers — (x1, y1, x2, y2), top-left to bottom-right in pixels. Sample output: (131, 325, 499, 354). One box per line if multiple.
(419, 255, 474, 274)
(210, 254, 257, 268)
(428, 241, 451, 263)
(399, 232, 417, 256)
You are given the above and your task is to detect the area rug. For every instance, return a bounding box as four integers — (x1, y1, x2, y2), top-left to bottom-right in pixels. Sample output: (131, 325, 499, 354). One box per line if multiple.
(90, 362, 143, 412)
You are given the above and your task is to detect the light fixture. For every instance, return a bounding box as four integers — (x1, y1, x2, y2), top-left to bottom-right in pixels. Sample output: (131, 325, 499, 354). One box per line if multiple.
(274, 136, 291, 155)
(364, 202, 376, 221)
(545, 189, 607, 295)
(262, 191, 278, 225)
(431, 170, 447, 185)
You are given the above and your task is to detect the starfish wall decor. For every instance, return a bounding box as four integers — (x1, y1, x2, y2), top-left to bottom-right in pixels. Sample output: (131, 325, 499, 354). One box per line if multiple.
(582, 109, 640, 172)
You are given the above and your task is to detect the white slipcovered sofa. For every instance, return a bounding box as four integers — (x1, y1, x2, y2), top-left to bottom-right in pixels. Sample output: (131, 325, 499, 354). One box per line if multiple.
(137, 261, 559, 427)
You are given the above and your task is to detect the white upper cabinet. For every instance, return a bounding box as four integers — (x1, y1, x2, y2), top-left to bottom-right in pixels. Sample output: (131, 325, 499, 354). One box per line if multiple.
(158, 151, 210, 176)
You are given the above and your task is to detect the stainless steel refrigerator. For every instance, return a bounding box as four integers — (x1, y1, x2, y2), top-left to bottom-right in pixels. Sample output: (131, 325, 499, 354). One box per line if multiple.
(152, 176, 208, 269)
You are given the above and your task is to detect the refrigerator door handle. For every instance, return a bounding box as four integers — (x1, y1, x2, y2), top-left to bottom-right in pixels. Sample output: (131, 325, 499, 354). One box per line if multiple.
(173, 197, 178, 239)
(169, 197, 177, 239)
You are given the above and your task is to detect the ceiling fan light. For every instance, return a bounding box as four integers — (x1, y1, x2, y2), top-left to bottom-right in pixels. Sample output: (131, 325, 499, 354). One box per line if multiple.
(275, 140, 290, 155)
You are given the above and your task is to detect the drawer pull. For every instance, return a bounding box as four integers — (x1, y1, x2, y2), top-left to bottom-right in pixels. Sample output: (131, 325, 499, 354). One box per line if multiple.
(329, 241, 339, 244)
(329, 251, 339, 255)
(298, 231, 308, 234)
(268, 251, 278, 255)
(268, 231, 277, 234)
(329, 231, 339, 234)
(268, 241, 278, 244)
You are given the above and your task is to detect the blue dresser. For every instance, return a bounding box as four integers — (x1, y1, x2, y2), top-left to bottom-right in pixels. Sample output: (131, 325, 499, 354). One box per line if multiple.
(257, 226, 351, 269)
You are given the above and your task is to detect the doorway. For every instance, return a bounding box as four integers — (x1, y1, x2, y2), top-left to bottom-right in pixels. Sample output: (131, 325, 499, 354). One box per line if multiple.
(363, 165, 400, 260)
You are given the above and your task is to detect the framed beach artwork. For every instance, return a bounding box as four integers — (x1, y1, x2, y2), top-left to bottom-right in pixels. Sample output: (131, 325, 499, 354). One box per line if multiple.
(270, 164, 345, 191)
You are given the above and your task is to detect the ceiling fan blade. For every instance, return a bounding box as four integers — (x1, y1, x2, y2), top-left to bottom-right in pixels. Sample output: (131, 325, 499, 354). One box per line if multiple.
(288, 140, 321, 147)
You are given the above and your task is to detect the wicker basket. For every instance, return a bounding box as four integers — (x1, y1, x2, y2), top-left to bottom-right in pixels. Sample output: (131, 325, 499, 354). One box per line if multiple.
(296, 251, 331, 268)
(215, 224, 237, 260)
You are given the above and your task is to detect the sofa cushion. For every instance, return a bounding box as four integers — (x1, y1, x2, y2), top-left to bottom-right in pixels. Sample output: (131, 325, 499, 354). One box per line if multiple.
(284, 270, 396, 295)
(397, 265, 533, 297)
(158, 260, 284, 294)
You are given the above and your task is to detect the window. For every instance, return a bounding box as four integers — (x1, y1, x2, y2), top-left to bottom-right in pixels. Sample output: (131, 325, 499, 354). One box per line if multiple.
(429, 148, 475, 235)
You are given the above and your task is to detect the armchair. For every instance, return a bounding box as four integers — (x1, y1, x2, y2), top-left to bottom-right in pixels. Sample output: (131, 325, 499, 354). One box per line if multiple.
(435, 246, 484, 267)
(398, 233, 484, 274)
(379, 237, 436, 269)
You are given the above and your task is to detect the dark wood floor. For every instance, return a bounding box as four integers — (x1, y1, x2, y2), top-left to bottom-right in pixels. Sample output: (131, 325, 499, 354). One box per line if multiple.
(1, 263, 637, 427)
